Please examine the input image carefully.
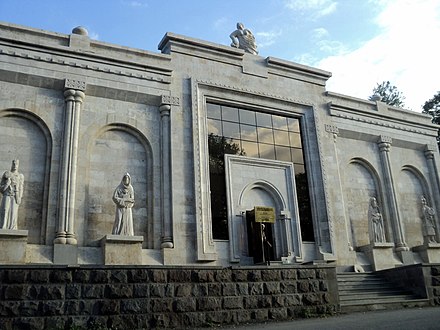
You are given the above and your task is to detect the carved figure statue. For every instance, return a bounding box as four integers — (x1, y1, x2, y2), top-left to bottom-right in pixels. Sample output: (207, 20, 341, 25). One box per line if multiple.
(421, 196, 437, 243)
(230, 22, 258, 55)
(0, 159, 24, 230)
(368, 197, 385, 243)
(112, 173, 135, 236)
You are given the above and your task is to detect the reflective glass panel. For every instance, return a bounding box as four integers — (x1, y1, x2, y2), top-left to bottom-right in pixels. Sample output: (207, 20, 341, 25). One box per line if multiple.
(222, 122, 240, 139)
(207, 119, 222, 136)
(207, 103, 221, 119)
(222, 105, 239, 122)
(239, 109, 256, 125)
(259, 143, 276, 159)
(289, 132, 302, 148)
(240, 124, 258, 142)
(275, 146, 291, 162)
(288, 118, 300, 132)
(257, 127, 274, 144)
(256, 112, 272, 128)
(294, 164, 305, 174)
(272, 115, 288, 130)
(291, 148, 304, 164)
(273, 129, 290, 146)
(241, 141, 259, 158)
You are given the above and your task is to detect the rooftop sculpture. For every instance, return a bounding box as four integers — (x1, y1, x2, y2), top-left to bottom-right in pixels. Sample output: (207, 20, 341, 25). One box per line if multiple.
(230, 22, 258, 55)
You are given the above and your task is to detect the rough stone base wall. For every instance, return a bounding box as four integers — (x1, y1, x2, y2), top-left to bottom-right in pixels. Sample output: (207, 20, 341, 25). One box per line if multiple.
(429, 265, 440, 305)
(0, 265, 338, 329)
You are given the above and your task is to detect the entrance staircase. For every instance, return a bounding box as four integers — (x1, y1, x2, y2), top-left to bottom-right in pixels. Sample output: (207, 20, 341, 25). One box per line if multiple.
(337, 272, 430, 312)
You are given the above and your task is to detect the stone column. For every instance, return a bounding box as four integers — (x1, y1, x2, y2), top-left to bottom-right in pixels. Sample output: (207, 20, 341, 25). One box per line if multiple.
(279, 213, 292, 260)
(160, 96, 177, 248)
(424, 144, 440, 241)
(54, 79, 86, 246)
(377, 135, 408, 251)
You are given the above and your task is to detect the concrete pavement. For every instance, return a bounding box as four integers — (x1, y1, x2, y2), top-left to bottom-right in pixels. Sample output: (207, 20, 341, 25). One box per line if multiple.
(207, 306, 440, 330)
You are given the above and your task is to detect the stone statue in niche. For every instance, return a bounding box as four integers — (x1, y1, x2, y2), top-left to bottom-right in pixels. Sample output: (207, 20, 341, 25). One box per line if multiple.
(230, 22, 258, 55)
(0, 159, 24, 230)
(368, 197, 385, 243)
(421, 196, 437, 243)
(112, 173, 135, 236)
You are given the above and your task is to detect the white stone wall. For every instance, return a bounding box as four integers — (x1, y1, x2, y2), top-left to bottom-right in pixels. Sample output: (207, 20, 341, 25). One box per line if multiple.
(1, 22, 439, 269)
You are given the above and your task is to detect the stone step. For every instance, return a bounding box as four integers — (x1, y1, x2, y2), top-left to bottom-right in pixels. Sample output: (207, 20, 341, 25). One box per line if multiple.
(339, 290, 413, 299)
(336, 272, 429, 313)
(339, 293, 417, 302)
(340, 299, 430, 313)
(338, 278, 396, 289)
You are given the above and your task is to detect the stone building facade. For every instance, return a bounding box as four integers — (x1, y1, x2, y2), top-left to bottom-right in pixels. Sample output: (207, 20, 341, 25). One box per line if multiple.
(0, 22, 439, 272)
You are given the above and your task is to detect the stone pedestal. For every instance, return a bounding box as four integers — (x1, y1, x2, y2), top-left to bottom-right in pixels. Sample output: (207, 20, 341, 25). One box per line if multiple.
(413, 243, 440, 263)
(359, 242, 395, 271)
(395, 249, 414, 265)
(54, 244, 78, 265)
(0, 229, 28, 263)
(101, 235, 143, 265)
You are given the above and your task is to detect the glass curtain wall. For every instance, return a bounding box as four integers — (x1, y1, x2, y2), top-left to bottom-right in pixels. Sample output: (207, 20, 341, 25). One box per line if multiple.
(207, 102, 314, 241)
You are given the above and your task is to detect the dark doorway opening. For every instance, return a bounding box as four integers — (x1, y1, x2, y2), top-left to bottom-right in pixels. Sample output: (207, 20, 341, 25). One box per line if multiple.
(246, 210, 275, 265)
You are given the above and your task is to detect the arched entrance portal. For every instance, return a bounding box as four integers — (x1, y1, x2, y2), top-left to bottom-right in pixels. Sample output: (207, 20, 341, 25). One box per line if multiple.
(225, 155, 303, 264)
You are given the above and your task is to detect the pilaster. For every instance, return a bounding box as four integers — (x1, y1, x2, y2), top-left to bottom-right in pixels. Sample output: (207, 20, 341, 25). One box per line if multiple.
(377, 135, 408, 251)
(159, 95, 179, 248)
(54, 78, 86, 250)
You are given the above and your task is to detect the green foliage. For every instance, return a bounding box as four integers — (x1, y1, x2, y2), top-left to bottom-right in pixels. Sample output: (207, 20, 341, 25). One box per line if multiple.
(208, 133, 244, 174)
(369, 81, 405, 108)
(422, 91, 440, 125)
(422, 91, 440, 147)
(208, 133, 245, 240)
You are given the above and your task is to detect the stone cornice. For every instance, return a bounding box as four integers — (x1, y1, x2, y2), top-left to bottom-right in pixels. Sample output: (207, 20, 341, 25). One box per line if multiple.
(266, 57, 331, 86)
(328, 103, 438, 136)
(194, 79, 314, 107)
(0, 45, 171, 84)
(158, 32, 244, 57)
(0, 22, 172, 84)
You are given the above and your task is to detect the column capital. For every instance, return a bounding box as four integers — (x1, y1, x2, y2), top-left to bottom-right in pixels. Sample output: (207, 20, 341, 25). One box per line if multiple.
(378, 142, 391, 152)
(159, 104, 171, 117)
(425, 144, 437, 159)
(64, 78, 86, 91)
(64, 89, 76, 102)
(377, 135, 392, 152)
(325, 124, 339, 135)
(64, 89, 85, 103)
(161, 95, 180, 106)
(378, 135, 392, 144)
(325, 124, 339, 142)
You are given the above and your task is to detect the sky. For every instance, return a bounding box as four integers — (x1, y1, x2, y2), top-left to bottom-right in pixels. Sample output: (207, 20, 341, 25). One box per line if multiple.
(1, 0, 439, 112)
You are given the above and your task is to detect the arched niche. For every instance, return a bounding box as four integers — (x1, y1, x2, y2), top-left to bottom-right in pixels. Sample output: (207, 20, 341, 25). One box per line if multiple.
(0, 109, 52, 244)
(398, 166, 430, 247)
(85, 124, 153, 249)
(345, 158, 383, 248)
(239, 181, 285, 211)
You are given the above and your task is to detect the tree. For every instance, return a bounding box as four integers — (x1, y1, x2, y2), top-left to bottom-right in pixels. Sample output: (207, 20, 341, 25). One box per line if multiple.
(422, 91, 440, 147)
(369, 81, 405, 108)
(208, 134, 245, 239)
(422, 91, 440, 125)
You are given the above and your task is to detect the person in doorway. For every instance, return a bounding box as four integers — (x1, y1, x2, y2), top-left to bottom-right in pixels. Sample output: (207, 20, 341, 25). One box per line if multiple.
(261, 223, 273, 265)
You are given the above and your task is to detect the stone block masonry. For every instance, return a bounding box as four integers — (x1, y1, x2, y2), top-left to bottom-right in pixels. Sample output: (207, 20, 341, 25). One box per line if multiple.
(0, 265, 338, 329)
